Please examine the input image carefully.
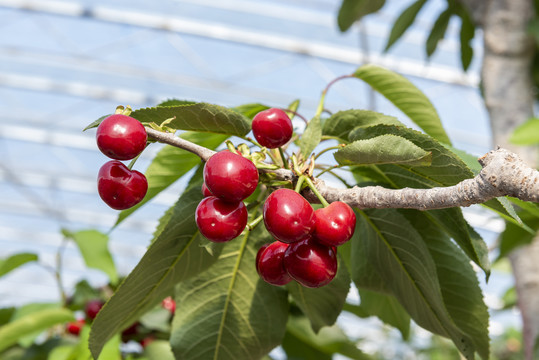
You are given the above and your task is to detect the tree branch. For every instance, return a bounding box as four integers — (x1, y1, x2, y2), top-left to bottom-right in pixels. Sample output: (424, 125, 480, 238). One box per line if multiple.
(304, 148, 539, 209)
(146, 128, 539, 209)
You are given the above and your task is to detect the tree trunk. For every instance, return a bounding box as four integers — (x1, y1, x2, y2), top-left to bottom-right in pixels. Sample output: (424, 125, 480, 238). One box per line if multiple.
(480, 0, 538, 358)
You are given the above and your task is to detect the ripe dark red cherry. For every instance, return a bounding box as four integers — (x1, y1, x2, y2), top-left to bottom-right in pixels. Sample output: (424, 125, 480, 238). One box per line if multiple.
(96, 114, 147, 160)
(204, 151, 259, 202)
(201, 183, 213, 197)
(97, 161, 148, 210)
(85, 299, 104, 320)
(252, 108, 293, 149)
(195, 196, 248, 242)
(284, 238, 337, 288)
(263, 188, 315, 243)
(313, 202, 356, 247)
(256, 241, 292, 286)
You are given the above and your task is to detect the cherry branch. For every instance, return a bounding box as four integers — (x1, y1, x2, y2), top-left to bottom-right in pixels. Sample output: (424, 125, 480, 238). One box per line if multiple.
(146, 128, 539, 209)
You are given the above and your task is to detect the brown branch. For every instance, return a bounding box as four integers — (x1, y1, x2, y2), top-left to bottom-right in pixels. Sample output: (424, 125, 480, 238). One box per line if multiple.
(304, 148, 539, 209)
(146, 128, 539, 209)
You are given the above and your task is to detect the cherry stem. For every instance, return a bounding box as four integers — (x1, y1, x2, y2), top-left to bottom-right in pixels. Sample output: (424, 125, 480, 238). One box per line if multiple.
(295, 175, 306, 193)
(304, 176, 330, 207)
(316, 74, 356, 117)
(127, 143, 149, 170)
(282, 108, 308, 124)
(316, 164, 348, 178)
(247, 214, 264, 231)
(322, 169, 354, 188)
(278, 147, 289, 169)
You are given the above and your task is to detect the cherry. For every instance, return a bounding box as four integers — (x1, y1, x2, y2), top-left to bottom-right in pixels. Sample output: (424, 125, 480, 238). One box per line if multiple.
(97, 161, 148, 210)
(256, 241, 292, 286)
(85, 299, 104, 320)
(195, 196, 248, 242)
(263, 188, 315, 243)
(313, 202, 356, 247)
(162, 296, 176, 313)
(203, 151, 259, 202)
(66, 319, 85, 336)
(96, 114, 147, 160)
(140, 336, 156, 348)
(252, 108, 293, 149)
(201, 183, 213, 197)
(284, 238, 337, 288)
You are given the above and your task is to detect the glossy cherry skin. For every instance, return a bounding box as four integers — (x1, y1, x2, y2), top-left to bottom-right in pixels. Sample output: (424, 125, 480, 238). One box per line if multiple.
(284, 238, 337, 288)
(256, 241, 292, 286)
(252, 108, 293, 149)
(313, 202, 356, 247)
(203, 151, 259, 202)
(263, 188, 315, 243)
(96, 114, 147, 160)
(201, 182, 213, 197)
(85, 299, 104, 320)
(97, 161, 148, 210)
(195, 196, 248, 242)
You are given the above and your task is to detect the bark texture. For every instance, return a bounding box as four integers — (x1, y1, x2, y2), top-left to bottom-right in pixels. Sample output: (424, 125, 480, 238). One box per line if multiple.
(480, 0, 539, 358)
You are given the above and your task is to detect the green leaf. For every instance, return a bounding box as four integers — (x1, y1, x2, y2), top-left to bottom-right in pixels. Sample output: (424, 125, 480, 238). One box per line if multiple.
(457, 5, 475, 71)
(348, 125, 489, 272)
(89, 185, 223, 359)
(334, 134, 432, 166)
(353, 209, 476, 359)
(11, 303, 60, 347)
(139, 308, 172, 332)
(83, 114, 108, 131)
(498, 212, 539, 259)
(131, 103, 251, 136)
(0, 253, 38, 278)
(384, 0, 428, 51)
(286, 255, 350, 332)
(337, 0, 386, 32)
(425, 209, 490, 276)
(346, 289, 411, 340)
(67, 280, 101, 311)
(144, 340, 175, 360)
(64, 229, 118, 285)
(76, 326, 121, 360)
(0, 308, 15, 326)
(170, 225, 289, 360)
(232, 103, 269, 120)
(426, 8, 452, 57)
(322, 109, 403, 141)
(282, 314, 371, 360)
(157, 99, 197, 107)
(0, 308, 74, 352)
(403, 210, 490, 360)
(510, 117, 539, 145)
(349, 125, 470, 186)
(115, 131, 228, 226)
(353, 65, 451, 144)
(299, 116, 322, 158)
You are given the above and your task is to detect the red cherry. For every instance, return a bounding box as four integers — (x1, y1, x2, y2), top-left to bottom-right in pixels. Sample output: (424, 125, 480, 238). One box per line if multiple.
(162, 296, 176, 313)
(201, 183, 213, 197)
(252, 108, 293, 148)
(256, 241, 292, 286)
(195, 196, 248, 242)
(203, 151, 259, 202)
(66, 319, 85, 336)
(97, 161, 148, 210)
(96, 114, 147, 160)
(85, 299, 104, 320)
(313, 202, 356, 247)
(263, 189, 315, 243)
(284, 238, 337, 288)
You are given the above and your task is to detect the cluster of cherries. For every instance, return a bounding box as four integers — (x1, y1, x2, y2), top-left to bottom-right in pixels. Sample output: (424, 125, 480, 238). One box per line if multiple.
(196, 108, 356, 288)
(93, 106, 357, 288)
(95, 113, 149, 210)
(65, 299, 105, 336)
